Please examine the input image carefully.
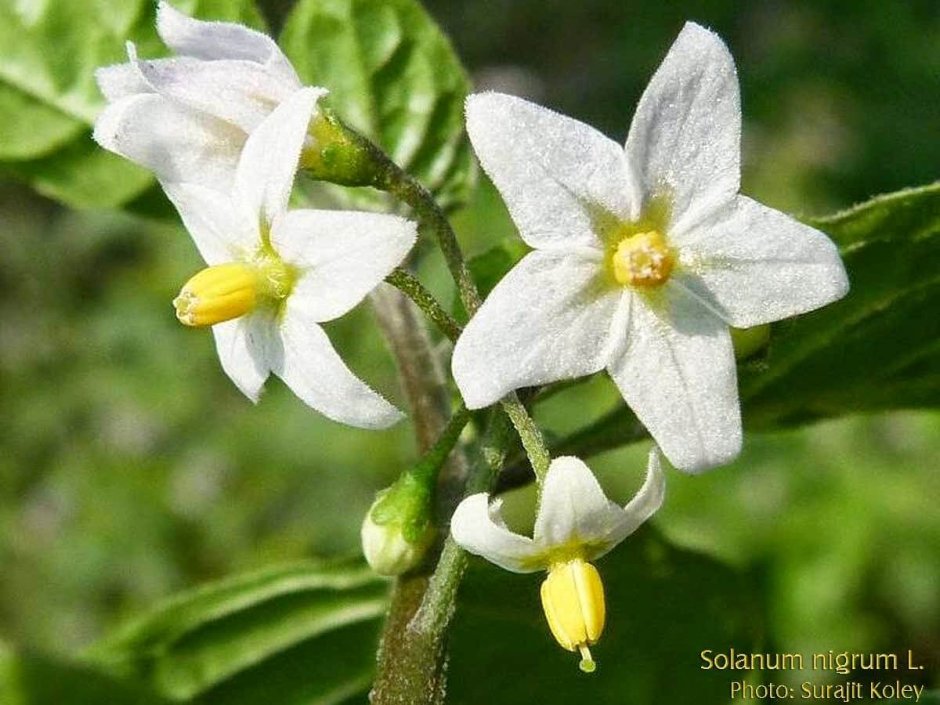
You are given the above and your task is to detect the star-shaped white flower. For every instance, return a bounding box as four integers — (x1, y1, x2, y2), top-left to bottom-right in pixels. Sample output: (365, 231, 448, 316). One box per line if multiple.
(94, 1, 304, 192)
(451, 22, 849, 472)
(168, 87, 416, 429)
(451, 451, 665, 670)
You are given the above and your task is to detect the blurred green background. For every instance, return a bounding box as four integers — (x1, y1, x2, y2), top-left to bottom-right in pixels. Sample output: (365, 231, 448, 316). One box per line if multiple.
(0, 0, 937, 694)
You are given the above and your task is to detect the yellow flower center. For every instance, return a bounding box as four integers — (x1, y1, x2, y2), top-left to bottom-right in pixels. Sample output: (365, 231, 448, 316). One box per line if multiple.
(173, 255, 294, 327)
(611, 229, 675, 288)
(540, 558, 606, 673)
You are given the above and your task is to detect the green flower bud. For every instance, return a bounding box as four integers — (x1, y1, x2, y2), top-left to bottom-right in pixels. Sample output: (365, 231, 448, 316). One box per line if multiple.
(300, 109, 383, 187)
(361, 476, 435, 577)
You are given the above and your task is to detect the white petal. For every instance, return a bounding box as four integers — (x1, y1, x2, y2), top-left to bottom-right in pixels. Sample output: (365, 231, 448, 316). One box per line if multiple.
(465, 92, 638, 250)
(450, 494, 543, 573)
(452, 249, 624, 409)
(95, 62, 150, 101)
(157, 1, 300, 86)
(591, 447, 667, 559)
(271, 210, 417, 322)
(162, 182, 257, 265)
(273, 303, 402, 428)
(532, 456, 627, 550)
(673, 196, 849, 327)
(93, 94, 243, 192)
(132, 56, 298, 134)
(625, 22, 741, 236)
(211, 310, 274, 402)
(607, 287, 741, 472)
(234, 87, 327, 227)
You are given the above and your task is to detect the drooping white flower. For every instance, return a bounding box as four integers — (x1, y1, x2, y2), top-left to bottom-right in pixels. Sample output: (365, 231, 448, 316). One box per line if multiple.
(451, 23, 849, 473)
(94, 1, 304, 192)
(451, 450, 665, 670)
(168, 87, 416, 429)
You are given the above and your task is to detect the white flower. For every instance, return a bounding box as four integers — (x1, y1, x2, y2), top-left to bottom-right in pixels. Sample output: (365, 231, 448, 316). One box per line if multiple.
(451, 23, 849, 472)
(94, 1, 304, 192)
(168, 87, 416, 429)
(451, 450, 665, 670)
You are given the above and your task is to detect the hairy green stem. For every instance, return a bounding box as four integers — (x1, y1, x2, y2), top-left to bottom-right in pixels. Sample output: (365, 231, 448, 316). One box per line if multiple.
(386, 268, 462, 343)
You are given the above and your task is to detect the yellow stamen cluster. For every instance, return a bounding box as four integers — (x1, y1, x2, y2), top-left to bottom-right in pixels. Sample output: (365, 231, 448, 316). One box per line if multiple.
(611, 230, 675, 288)
(173, 254, 295, 327)
(540, 558, 606, 673)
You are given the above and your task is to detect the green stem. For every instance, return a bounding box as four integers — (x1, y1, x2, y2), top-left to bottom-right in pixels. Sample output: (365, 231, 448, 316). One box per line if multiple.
(386, 268, 462, 343)
(408, 405, 471, 485)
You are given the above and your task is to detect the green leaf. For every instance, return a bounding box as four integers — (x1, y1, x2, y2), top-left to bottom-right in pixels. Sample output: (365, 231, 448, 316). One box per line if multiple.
(448, 527, 764, 705)
(741, 182, 940, 428)
(280, 0, 476, 212)
(0, 0, 265, 207)
(0, 645, 169, 705)
(87, 559, 388, 703)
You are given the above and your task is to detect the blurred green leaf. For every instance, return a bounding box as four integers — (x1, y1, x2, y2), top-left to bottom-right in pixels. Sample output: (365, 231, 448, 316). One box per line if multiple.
(86, 531, 760, 705)
(0, 645, 168, 705)
(280, 0, 476, 212)
(741, 182, 940, 427)
(448, 527, 763, 705)
(87, 559, 387, 703)
(0, 0, 265, 207)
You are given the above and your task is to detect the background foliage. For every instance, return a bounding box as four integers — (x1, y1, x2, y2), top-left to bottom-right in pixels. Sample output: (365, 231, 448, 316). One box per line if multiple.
(0, 0, 937, 702)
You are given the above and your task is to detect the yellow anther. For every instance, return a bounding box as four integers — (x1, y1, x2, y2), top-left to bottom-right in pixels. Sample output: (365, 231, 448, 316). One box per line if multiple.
(173, 263, 260, 327)
(540, 558, 606, 672)
(611, 230, 674, 288)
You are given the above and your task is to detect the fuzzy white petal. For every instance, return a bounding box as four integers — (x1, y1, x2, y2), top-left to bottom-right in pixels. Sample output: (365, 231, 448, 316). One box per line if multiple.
(157, 1, 300, 85)
(465, 92, 638, 250)
(271, 210, 417, 323)
(162, 182, 257, 264)
(132, 56, 298, 134)
(234, 87, 326, 227)
(452, 250, 624, 409)
(211, 310, 273, 402)
(95, 62, 150, 101)
(591, 447, 667, 559)
(273, 303, 402, 429)
(533, 456, 628, 551)
(625, 22, 740, 235)
(607, 288, 741, 472)
(450, 494, 542, 573)
(673, 195, 850, 327)
(93, 94, 243, 192)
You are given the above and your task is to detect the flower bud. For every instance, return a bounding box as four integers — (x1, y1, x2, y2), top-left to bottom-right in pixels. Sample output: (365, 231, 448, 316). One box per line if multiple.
(301, 110, 382, 187)
(361, 476, 435, 577)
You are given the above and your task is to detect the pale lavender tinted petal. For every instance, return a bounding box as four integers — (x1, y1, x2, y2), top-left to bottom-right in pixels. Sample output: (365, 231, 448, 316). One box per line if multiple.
(96, 61, 150, 101)
(625, 22, 741, 236)
(450, 494, 542, 573)
(133, 56, 298, 133)
(607, 287, 741, 472)
(272, 209, 417, 322)
(452, 249, 624, 409)
(93, 94, 244, 192)
(673, 195, 849, 327)
(466, 92, 638, 250)
(157, 1, 300, 85)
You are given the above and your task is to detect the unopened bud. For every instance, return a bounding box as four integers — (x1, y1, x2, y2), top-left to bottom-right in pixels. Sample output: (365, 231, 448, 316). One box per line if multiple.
(361, 476, 435, 577)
